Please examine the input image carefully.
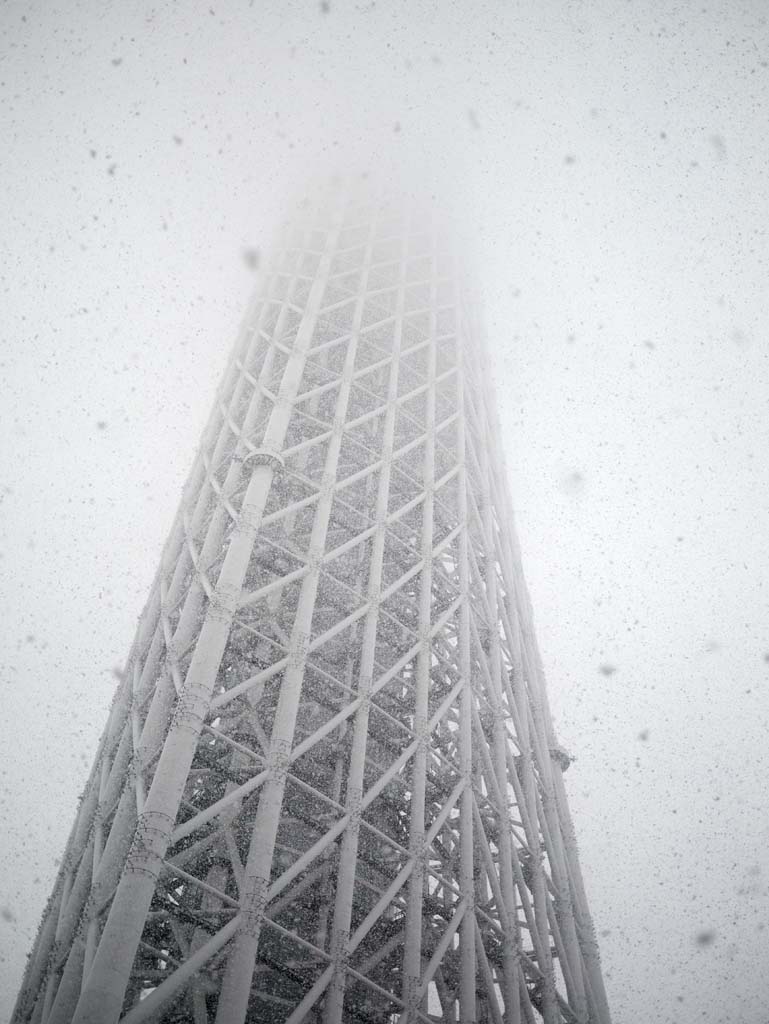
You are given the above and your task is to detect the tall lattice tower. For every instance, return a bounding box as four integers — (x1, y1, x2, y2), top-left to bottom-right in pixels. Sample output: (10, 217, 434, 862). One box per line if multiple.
(13, 179, 611, 1024)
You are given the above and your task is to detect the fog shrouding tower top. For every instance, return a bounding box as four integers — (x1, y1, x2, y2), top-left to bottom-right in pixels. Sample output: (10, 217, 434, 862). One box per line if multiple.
(13, 178, 611, 1024)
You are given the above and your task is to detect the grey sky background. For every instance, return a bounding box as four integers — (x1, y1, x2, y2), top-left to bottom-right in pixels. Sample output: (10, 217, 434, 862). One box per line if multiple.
(2, 1, 769, 1021)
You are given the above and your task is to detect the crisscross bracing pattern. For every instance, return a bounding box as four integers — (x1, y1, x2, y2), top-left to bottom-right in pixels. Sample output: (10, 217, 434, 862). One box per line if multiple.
(13, 184, 611, 1024)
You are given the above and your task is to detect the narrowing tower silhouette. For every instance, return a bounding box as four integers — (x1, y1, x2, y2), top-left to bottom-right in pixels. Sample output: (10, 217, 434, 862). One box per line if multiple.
(13, 180, 611, 1024)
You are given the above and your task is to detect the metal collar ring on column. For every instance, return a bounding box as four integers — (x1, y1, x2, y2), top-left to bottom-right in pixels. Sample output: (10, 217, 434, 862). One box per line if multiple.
(241, 448, 286, 473)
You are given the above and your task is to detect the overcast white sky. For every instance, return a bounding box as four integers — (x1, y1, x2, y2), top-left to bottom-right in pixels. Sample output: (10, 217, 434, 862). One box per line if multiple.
(2, 2, 769, 1021)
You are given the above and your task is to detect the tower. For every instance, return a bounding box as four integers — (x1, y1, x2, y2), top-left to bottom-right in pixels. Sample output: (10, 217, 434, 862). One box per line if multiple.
(13, 180, 611, 1024)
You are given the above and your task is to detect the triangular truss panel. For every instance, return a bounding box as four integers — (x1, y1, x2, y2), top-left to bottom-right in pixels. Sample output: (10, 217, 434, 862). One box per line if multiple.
(13, 181, 612, 1024)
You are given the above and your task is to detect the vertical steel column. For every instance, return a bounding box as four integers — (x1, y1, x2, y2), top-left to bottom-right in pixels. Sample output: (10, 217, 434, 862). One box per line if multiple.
(321, 206, 410, 1024)
(70, 195, 344, 1024)
(401, 224, 438, 1022)
(473, 357, 522, 1024)
(213, 198, 375, 1024)
(455, 281, 477, 1024)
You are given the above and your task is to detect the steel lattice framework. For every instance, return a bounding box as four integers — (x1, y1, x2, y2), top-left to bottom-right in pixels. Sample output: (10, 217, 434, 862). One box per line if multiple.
(13, 182, 611, 1024)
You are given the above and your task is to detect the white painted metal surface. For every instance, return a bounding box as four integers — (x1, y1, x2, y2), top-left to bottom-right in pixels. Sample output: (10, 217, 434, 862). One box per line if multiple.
(13, 181, 611, 1024)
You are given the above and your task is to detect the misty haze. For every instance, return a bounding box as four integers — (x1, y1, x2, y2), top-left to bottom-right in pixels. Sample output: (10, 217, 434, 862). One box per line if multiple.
(1, 3, 769, 1024)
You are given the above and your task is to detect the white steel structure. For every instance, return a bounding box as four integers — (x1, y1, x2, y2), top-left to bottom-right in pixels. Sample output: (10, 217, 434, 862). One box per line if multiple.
(13, 181, 611, 1024)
